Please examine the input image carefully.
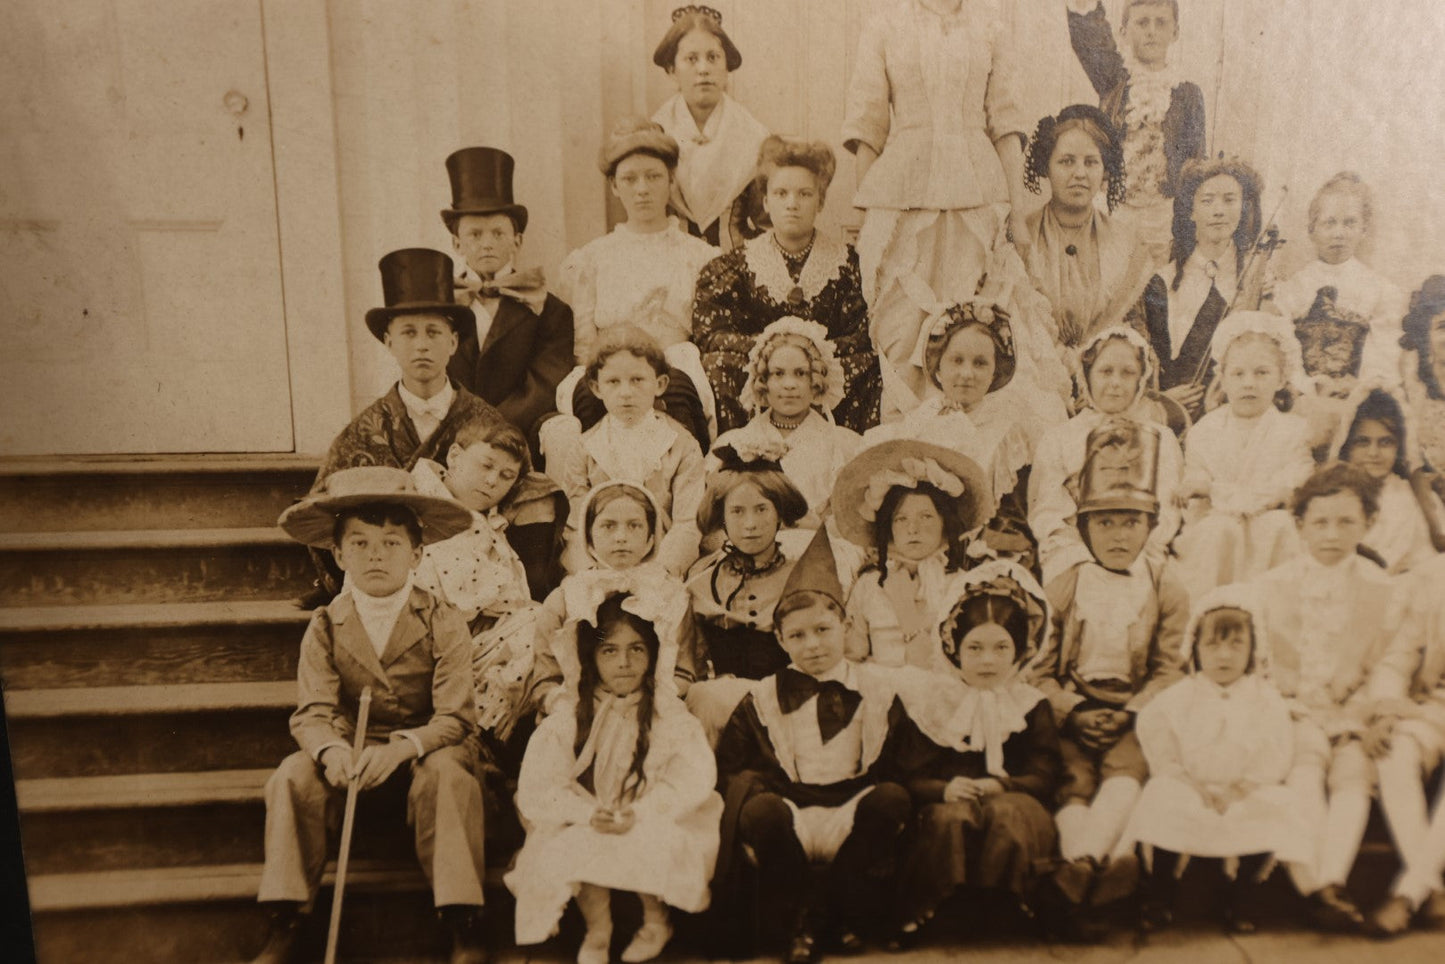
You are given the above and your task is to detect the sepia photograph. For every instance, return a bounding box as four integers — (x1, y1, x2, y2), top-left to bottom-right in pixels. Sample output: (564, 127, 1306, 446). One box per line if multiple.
(3, 1, 1445, 961)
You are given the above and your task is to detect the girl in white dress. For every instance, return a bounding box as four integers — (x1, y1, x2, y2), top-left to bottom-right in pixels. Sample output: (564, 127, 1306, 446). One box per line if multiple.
(1124, 585, 1310, 934)
(832, 440, 991, 669)
(509, 588, 722, 964)
(1173, 311, 1314, 597)
(1029, 326, 1184, 581)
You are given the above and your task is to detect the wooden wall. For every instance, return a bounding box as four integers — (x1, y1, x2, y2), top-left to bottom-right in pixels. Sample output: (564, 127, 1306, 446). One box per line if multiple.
(327, 0, 1445, 408)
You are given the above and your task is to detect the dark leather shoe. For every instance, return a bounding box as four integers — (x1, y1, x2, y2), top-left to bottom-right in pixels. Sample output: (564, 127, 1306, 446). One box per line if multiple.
(784, 928, 818, 964)
(250, 904, 304, 964)
(1309, 884, 1365, 932)
(440, 905, 488, 964)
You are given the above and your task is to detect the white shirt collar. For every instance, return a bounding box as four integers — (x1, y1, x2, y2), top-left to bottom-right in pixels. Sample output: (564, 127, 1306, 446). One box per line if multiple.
(346, 577, 414, 658)
(397, 379, 455, 422)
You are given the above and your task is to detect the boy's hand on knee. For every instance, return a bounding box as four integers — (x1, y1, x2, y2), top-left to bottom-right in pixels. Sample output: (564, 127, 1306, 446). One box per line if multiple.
(355, 741, 416, 790)
(320, 746, 354, 789)
(590, 807, 636, 834)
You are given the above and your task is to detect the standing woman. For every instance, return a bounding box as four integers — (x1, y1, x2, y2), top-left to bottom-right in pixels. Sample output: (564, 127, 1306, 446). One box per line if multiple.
(651, 6, 769, 249)
(1023, 105, 1151, 353)
(1138, 156, 1266, 419)
(693, 136, 884, 434)
(844, 0, 1066, 419)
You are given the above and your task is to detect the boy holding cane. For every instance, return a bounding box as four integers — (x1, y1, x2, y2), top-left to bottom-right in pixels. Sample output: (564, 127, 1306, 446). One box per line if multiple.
(252, 467, 489, 964)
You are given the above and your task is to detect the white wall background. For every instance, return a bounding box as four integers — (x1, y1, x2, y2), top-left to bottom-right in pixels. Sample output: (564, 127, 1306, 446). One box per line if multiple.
(328, 0, 1445, 410)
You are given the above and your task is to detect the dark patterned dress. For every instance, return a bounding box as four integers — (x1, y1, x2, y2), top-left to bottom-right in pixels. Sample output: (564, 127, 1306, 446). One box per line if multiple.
(311, 382, 566, 600)
(692, 231, 882, 434)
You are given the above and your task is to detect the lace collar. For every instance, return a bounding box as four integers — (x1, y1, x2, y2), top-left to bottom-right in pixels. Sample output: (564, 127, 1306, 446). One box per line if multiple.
(744, 230, 850, 306)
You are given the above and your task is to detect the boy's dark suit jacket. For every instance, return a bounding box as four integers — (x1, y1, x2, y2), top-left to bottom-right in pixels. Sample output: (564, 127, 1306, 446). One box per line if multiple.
(448, 292, 574, 438)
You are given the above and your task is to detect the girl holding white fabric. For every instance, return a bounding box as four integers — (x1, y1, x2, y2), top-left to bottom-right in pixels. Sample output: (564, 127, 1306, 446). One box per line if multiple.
(509, 589, 722, 964)
(1124, 587, 1310, 935)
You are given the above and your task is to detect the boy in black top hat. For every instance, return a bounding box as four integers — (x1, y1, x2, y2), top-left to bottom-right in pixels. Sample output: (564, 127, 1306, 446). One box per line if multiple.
(312, 249, 566, 603)
(442, 147, 574, 446)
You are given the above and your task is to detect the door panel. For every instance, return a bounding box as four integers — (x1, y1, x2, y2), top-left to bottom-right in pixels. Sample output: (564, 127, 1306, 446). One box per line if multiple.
(0, 0, 293, 454)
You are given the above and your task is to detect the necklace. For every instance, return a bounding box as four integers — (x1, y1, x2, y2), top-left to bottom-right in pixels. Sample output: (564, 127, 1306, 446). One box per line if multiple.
(769, 408, 808, 430)
(1051, 206, 1091, 257)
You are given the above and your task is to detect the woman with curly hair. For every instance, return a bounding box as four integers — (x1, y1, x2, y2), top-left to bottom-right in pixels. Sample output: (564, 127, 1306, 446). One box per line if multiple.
(1400, 275, 1445, 549)
(692, 136, 883, 434)
(1023, 105, 1151, 350)
(706, 317, 863, 522)
(1137, 156, 1266, 417)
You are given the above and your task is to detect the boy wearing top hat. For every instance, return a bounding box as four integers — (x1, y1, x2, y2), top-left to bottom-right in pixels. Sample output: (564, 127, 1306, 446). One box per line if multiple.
(252, 467, 488, 964)
(442, 147, 574, 444)
(1026, 418, 1185, 934)
(313, 248, 566, 603)
(713, 528, 913, 963)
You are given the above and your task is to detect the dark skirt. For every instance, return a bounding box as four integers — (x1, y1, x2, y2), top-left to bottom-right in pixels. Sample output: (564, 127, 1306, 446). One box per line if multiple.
(898, 792, 1057, 921)
(702, 621, 790, 680)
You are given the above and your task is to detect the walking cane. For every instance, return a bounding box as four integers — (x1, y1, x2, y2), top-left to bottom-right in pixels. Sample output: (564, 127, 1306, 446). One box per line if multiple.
(324, 685, 372, 964)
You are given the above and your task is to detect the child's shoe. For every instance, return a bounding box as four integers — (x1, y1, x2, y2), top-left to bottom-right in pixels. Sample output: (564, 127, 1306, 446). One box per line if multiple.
(578, 929, 612, 964)
(783, 928, 818, 964)
(1308, 884, 1365, 932)
(1367, 896, 1415, 939)
(620, 920, 673, 963)
(440, 906, 488, 964)
(249, 903, 304, 964)
(1221, 879, 1260, 934)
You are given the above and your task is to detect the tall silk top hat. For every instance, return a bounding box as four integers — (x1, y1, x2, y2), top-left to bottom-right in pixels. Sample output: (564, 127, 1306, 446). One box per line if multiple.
(779, 526, 846, 609)
(441, 147, 529, 234)
(1075, 418, 1161, 516)
(278, 466, 473, 549)
(364, 248, 475, 342)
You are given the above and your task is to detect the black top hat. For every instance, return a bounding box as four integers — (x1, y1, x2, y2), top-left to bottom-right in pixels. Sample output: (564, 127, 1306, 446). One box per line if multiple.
(364, 248, 475, 342)
(441, 147, 529, 234)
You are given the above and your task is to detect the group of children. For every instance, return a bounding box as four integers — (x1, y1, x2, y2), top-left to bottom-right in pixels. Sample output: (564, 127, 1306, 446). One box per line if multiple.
(244, 3, 1445, 963)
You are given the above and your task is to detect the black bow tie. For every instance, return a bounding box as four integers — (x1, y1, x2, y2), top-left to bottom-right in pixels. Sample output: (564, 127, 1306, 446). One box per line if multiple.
(776, 667, 863, 743)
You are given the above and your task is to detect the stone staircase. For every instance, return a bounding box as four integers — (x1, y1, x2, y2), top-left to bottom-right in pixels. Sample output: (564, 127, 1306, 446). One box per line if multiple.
(0, 456, 455, 963)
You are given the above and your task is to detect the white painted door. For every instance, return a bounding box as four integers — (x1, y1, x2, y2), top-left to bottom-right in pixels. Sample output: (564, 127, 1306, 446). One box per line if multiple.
(0, 0, 293, 455)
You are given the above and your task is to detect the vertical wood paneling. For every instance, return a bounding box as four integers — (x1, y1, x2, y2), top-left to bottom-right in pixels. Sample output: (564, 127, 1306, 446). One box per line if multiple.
(329, 0, 1445, 409)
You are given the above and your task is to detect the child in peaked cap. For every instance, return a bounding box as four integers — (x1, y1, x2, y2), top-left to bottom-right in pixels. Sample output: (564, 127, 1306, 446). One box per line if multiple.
(252, 466, 488, 964)
(713, 527, 914, 963)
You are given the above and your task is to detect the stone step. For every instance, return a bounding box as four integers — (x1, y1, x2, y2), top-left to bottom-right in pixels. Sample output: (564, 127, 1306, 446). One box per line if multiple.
(0, 527, 315, 607)
(5, 681, 296, 779)
(27, 861, 457, 964)
(0, 601, 310, 690)
(0, 455, 316, 533)
(15, 769, 416, 875)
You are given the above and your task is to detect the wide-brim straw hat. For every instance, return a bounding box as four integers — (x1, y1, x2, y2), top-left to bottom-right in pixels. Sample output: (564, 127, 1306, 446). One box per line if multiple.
(279, 466, 473, 548)
(832, 439, 992, 548)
